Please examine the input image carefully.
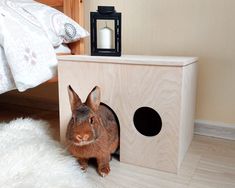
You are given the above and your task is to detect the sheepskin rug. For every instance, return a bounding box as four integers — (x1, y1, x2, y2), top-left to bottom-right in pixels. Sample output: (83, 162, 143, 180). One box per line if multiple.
(0, 118, 93, 188)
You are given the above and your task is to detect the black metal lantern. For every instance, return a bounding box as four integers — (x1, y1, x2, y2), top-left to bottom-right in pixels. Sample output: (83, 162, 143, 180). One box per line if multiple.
(90, 6, 121, 56)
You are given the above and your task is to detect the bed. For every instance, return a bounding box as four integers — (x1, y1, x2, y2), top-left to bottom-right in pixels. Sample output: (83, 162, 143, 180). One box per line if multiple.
(0, 0, 86, 94)
(37, 0, 86, 83)
(37, 0, 85, 55)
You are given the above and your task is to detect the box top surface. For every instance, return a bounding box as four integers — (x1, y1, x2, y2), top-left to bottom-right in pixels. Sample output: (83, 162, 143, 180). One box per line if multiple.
(58, 55, 198, 67)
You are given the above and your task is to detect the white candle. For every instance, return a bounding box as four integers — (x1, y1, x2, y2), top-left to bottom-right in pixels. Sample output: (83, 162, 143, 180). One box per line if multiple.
(98, 25, 113, 49)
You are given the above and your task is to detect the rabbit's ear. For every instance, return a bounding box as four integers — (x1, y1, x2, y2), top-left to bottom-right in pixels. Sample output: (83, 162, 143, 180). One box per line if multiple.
(85, 86, 101, 112)
(68, 85, 82, 112)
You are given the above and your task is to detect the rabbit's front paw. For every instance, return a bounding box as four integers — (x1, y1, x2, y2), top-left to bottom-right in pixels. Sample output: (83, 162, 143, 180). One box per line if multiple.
(80, 164, 88, 172)
(98, 164, 110, 177)
(78, 158, 88, 172)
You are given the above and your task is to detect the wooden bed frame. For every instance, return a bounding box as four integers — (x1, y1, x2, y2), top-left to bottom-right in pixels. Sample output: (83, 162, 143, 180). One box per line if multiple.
(37, 0, 85, 83)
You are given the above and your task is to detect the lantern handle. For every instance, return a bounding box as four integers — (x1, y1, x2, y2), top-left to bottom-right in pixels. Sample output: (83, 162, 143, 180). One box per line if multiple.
(98, 6, 115, 14)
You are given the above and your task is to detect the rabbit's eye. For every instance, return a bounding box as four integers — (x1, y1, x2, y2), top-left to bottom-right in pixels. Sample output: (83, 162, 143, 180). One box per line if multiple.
(89, 116, 95, 125)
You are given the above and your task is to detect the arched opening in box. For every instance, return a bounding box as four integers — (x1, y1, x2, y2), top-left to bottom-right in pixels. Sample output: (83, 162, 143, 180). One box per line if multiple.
(133, 106, 162, 137)
(100, 102, 120, 159)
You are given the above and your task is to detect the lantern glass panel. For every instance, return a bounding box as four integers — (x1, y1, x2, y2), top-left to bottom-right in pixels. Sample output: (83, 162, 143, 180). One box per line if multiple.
(97, 20, 115, 49)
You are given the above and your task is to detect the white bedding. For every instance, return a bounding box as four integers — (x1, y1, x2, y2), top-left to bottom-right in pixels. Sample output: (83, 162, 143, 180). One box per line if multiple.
(0, 0, 58, 94)
(54, 44, 71, 54)
(0, 44, 70, 94)
(0, 46, 15, 93)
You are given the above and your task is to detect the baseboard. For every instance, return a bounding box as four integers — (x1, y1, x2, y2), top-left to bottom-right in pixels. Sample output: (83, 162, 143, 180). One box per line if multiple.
(194, 120, 235, 140)
(0, 95, 59, 111)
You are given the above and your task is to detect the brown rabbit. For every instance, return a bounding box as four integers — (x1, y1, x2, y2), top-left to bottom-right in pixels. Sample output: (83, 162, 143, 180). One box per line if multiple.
(66, 85, 119, 177)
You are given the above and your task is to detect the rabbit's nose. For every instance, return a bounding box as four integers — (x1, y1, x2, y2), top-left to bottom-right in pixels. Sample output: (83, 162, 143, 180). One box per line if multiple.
(76, 134, 89, 141)
(83, 134, 89, 141)
(76, 135, 82, 141)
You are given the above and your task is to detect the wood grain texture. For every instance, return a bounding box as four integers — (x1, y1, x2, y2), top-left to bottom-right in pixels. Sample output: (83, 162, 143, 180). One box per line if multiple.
(0, 95, 58, 111)
(58, 55, 198, 67)
(37, 0, 63, 7)
(64, 0, 85, 55)
(188, 136, 235, 188)
(178, 63, 198, 167)
(58, 55, 197, 173)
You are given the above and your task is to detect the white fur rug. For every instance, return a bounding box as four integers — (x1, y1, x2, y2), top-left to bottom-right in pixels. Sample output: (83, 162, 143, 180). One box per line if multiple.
(0, 118, 93, 188)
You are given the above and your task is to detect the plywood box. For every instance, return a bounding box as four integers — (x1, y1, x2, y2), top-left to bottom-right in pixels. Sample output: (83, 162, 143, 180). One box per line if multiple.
(58, 55, 198, 173)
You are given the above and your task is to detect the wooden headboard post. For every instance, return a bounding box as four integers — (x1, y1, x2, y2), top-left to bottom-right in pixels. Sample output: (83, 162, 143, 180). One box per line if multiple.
(37, 0, 63, 7)
(64, 0, 85, 55)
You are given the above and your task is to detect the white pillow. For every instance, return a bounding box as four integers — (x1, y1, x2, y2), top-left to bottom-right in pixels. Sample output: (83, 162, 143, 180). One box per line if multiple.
(15, 1, 89, 47)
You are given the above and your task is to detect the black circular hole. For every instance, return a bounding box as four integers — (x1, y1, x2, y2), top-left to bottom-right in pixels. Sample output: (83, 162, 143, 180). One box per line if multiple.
(133, 107, 162, 137)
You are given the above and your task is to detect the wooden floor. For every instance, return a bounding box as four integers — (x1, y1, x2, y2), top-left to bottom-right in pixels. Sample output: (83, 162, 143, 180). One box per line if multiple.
(0, 104, 235, 188)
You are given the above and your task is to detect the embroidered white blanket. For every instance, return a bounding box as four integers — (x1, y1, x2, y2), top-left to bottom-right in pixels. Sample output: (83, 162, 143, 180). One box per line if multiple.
(0, 0, 58, 94)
